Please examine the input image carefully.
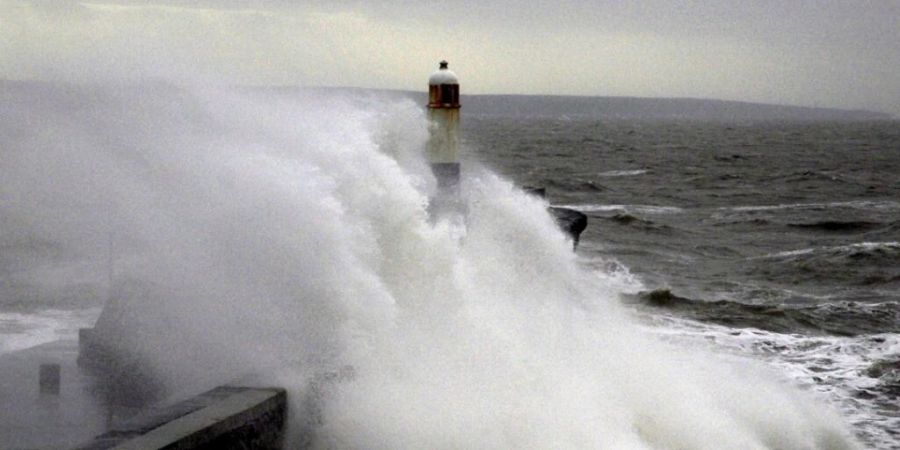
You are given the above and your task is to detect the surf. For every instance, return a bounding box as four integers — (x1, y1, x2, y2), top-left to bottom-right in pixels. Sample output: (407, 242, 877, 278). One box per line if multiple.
(0, 82, 860, 449)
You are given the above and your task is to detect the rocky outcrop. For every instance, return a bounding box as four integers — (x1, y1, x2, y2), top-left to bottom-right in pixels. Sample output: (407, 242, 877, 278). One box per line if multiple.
(549, 206, 588, 249)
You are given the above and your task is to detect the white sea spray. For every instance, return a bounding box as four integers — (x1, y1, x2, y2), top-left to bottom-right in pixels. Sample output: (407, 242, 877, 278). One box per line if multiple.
(0, 84, 860, 449)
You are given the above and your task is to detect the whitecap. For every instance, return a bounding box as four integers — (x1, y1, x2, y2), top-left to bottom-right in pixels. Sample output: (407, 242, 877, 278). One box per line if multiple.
(755, 242, 900, 259)
(598, 169, 648, 177)
(558, 204, 685, 214)
(637, 313, 900, 449)
(0, 308, 101, 355)
(726, 200, 900, 212)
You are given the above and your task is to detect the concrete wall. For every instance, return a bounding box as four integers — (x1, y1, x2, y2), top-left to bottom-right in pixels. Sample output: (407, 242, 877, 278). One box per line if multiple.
(75, 386, 286, 450)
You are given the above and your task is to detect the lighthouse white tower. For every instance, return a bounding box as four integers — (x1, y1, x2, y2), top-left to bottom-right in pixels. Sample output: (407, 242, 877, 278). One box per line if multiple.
(427, 61, 461, 195)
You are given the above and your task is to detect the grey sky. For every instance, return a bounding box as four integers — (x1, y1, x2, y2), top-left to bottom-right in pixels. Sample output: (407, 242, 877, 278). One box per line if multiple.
(3, 0, 898, 115)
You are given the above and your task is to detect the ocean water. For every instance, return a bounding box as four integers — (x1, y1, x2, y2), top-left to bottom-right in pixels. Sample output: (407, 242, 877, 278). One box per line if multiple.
(466, 117, 900, 448)
(1, 82, 897, 448)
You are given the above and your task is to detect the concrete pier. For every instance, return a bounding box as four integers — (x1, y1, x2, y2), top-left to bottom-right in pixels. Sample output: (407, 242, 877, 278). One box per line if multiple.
(76, 386, 285, 450)
(0, 339, 287, 449)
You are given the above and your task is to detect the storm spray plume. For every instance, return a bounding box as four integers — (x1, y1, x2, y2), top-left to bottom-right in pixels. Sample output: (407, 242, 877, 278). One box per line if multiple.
(0, 81, 859, 449)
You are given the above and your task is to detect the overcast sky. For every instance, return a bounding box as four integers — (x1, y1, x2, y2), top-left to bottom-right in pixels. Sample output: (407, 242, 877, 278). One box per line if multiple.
(3, 0, 898, 115)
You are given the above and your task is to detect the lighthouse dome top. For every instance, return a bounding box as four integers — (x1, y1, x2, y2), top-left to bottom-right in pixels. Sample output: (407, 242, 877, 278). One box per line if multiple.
(429, 61, 459, 85)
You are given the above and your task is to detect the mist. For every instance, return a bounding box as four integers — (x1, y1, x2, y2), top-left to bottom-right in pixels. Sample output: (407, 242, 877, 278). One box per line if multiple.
(0, 80, 861, 448)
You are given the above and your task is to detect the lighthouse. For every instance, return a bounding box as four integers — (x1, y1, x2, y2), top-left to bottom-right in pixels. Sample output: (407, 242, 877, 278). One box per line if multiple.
(427, 61, 461, 196)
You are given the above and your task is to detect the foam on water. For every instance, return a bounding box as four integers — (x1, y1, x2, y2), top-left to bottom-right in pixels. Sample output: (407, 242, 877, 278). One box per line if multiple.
(577, 255, 647, 296)
(756, 242, 900, 260)
(726, 201, 900, 212)
(0, 84, 862, 448)
(559, 204, 685, 215)
(0, 308, 100, 354)
(598, 169, 648, 177)
(639, 313, 900, 448)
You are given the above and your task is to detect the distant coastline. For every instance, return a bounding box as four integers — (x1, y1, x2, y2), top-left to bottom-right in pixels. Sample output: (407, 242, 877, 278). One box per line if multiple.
(257, 86, 895, 122)
(260, 84, 895, 121)
(460, 94, 894, 122)
(2, 79, 893, 122)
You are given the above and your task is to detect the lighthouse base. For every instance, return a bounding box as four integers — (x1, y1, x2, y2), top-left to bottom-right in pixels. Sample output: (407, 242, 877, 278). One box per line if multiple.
(430, 162, 460, 192)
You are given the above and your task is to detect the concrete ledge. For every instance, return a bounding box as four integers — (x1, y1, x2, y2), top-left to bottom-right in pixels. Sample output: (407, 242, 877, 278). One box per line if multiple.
(76, 386, 286, 450)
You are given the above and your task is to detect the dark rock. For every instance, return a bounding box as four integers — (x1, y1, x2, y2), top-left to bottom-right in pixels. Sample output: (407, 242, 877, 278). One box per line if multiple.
(522, 186, 546, 198)
(548, 207, 588, 249)
(639, 288, 691, 307)
(523, 186, 588, 249)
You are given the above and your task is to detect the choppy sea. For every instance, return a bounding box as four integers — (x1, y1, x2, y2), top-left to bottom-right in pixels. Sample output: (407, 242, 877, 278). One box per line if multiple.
(467, 117, 900, 448)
